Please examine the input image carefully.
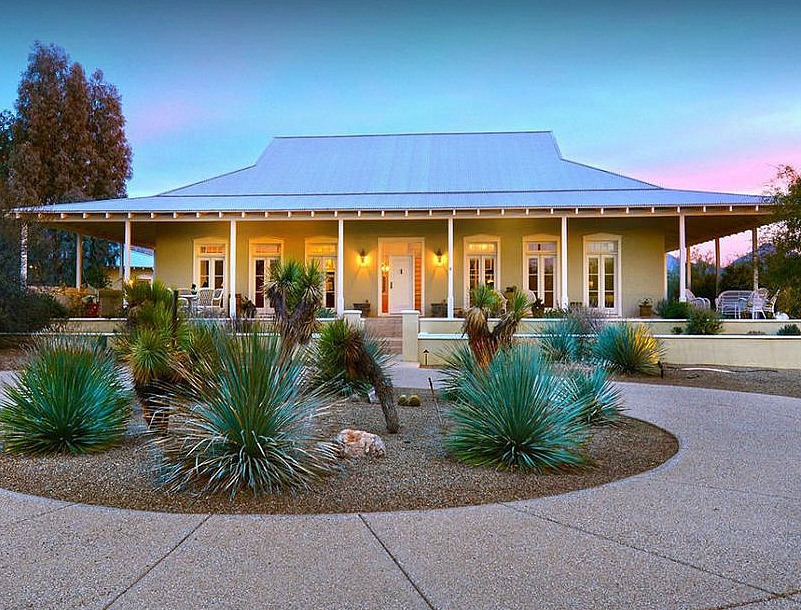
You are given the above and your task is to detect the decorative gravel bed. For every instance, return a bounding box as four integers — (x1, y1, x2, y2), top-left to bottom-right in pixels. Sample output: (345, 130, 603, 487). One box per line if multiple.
(0, 386, 677, 515)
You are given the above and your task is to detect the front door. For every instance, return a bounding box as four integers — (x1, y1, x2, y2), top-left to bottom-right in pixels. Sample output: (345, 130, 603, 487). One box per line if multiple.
(388, 255, 414, 313)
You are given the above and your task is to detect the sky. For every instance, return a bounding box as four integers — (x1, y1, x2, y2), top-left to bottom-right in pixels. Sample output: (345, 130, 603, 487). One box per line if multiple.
(1, 0, 799, 263)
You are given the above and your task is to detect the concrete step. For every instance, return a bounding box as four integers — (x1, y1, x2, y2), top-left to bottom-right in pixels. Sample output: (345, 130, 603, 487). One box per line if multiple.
(363, 316, 403, 338)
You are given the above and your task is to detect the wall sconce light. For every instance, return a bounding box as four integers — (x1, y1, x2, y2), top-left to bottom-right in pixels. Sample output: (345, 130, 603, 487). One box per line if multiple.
(435, 248, 444, 266)
(358, 248, 367, 266)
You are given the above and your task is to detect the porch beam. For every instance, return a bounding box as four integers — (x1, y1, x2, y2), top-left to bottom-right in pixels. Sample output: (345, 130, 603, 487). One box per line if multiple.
(337, 218, 344, 315)
(75, 233, 83, 288)
(229, 220, 237, 318)
(20, 223, 28, 287)
(678, 215, 687, 302)
(686, 246, 692, 291)
(561, 216, 568, 307)
(447, 217, 454, 318)
(123, 220, 132, 284)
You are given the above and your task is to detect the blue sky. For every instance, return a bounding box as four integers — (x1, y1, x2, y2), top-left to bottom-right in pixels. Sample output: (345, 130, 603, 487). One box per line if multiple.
(1, 0, 799, 259)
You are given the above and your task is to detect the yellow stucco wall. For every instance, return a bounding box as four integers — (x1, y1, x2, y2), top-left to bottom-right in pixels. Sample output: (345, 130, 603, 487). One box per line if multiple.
(150, 217, 667, 317)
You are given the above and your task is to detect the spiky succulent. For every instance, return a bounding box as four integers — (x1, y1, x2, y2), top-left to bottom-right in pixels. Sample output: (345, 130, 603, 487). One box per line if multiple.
(0, 336, 132, 455)
(592, 322, 663, 376)
(445, 343, 590, 471)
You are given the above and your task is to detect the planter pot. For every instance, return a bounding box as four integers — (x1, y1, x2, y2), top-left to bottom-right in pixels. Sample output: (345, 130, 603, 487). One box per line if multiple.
(639, 304, 653, 318)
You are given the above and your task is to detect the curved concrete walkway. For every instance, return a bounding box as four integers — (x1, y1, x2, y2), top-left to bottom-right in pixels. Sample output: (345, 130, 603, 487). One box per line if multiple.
(0, 370, 799, 609)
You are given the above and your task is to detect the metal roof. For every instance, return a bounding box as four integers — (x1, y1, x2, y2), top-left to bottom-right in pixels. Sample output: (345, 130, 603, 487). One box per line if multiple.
(31, 131, 765, 214)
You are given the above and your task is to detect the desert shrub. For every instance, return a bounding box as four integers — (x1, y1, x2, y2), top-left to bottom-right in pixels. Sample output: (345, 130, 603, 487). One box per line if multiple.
(0, 337, 132, 455)
(445, 343, 590, 471)
(310, 318, 398, 432)
(154, 330, 338, 497)
(654, 299, 692, 319)
(593, 323, 663, 376)
(559, 367, 624, 425)
(685, 308, 723, 335)
(538, 318, 582, 363)
(0, 289, 66, 333)
(671, 326, 684, 335)
(777, 324, 801, 336)
(440, 343, 487, 402)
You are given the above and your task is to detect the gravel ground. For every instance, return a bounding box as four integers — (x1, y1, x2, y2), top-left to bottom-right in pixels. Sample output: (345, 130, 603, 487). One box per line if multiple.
(0, 388, 674, 514)
(5, 343, 797, 515)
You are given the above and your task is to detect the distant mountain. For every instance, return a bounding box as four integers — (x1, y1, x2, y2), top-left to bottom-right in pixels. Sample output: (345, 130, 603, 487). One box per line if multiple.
(729, 243, 776, 266)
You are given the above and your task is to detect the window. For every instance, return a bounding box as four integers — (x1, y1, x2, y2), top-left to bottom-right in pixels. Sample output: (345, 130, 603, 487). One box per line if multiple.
(250, 241, 282, 313)
(464, 236, 499, 306)
(195, 241, 227, 290)
(583, 236, 620, 314)
(523, 238, 558, 308)
(306, 239, 337, 310)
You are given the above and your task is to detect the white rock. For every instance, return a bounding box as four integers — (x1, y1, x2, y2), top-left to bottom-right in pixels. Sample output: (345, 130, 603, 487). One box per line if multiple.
(335, 428, 386, 458)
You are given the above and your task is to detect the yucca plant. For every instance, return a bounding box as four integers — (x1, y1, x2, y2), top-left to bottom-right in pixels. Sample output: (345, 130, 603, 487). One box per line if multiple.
(265, 259, 324, 356)
(593, 322, 663, 376)
(559, 367, 624, 425)
(445, 343, 590, 471)
(311, 318, 399, 433)
(0, 337, 132, 455)
(154, 330, 338, 497)
(462, 285, 532, 367)
(115, 299, 188, 430)
(538, 318, 582, 363)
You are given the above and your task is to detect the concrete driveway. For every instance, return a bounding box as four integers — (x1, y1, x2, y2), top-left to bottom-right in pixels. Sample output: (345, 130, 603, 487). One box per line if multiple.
(0, 372, 799, 609)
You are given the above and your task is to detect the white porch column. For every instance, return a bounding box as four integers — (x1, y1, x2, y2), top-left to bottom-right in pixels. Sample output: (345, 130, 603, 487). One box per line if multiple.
(336, 218, 345, 315)
(685, 246, 692, 290)
(19, 223, 28, 287)
(560, 216, 569, 307)
(752, 227, 759, 289)
(678, 215, 687, 302)
(229, 219, 237, 318)
(715, 237, 721, 295)
(447, 216, 454, 318)
(123, 219, 132, 284)
(75, 233, 83, 288)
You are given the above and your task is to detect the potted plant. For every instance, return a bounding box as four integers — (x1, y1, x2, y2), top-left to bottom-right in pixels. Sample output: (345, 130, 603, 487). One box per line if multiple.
(638, 298, 653, 318)
(82, 294, 99, 317)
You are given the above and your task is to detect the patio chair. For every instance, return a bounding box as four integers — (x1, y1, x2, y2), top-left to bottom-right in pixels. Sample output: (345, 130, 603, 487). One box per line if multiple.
(196, 287, 225, 316)
(763, 289, 780, 318)
(737, 288, 769, 319)
(685, 289, 711, 310)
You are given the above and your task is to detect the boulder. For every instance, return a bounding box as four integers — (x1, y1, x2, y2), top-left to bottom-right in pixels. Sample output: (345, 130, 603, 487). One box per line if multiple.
(335, 428, 387, 458)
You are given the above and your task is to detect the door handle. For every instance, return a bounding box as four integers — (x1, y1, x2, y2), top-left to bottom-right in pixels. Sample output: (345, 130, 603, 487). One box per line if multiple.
(390, 281, 393, 289)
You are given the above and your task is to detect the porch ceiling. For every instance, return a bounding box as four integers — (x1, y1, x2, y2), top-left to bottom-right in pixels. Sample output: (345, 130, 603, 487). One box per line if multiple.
(665, 213, 773, 250)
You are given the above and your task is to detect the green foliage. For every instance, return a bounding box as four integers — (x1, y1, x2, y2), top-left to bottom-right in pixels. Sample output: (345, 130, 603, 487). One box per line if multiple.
(469, 284, 502, 313)
(124, 279, 175, 312)
(312, 318, 393, 397)
(154, 330, 338, 497)
(558, 367, 624, 425)
(266, 259, 324, 353)
(538, 318, 581, 363)
(0, 336, 132, 455)
(444, 343, 590, 471)
(440, 344, 489, 402)
(685, 308, 723, 335)
(654, 299, 692, 319)
(0, 288, 66, 333)
(776, 324, 801, 336)
(593, 323, 663, 376)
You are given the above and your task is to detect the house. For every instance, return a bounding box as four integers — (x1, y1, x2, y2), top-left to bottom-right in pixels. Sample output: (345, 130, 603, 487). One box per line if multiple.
(25, 131, 768, 318)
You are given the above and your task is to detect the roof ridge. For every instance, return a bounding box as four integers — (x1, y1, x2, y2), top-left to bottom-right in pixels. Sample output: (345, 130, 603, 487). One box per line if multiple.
(561, 158, 662, 189)
(272, 130, 554, 140)
(160, 164, 257, 195)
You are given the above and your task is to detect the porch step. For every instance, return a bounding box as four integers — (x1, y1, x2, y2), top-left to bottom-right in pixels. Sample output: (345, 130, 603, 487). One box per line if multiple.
(361, 317, 403, 354)
(363, 316, 403, 338)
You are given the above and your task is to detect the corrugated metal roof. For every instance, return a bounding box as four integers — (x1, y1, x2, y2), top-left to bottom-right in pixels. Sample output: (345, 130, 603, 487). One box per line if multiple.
(31, 131, 765, 213)
(37, 188, 763, 214)
(163, 131, 658, 196)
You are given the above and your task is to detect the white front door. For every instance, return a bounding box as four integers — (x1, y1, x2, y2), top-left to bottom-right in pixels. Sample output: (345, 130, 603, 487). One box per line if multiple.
(388, 255, 414, 313)
(251, 257, 279, 315)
